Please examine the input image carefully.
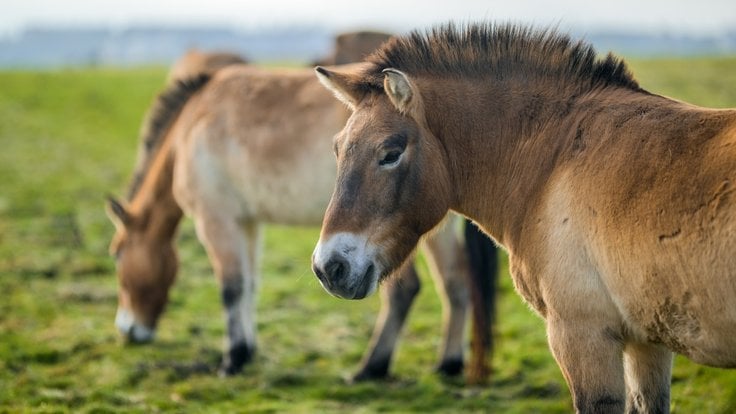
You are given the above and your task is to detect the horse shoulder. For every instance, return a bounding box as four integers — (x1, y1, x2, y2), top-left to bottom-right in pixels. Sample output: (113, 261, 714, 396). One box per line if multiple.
(516, 168, 621, 322)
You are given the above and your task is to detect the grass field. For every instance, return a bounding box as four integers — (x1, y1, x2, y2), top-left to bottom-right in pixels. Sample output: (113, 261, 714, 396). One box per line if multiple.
(2, 56, 736, 413)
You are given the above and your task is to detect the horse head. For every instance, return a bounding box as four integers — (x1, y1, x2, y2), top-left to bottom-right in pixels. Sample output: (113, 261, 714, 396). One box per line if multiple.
(311, 64, 453, 299)
(106, 196, 178, 343)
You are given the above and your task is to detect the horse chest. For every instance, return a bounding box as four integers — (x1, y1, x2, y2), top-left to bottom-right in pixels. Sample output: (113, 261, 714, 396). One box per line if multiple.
(508, 254, 547, 317)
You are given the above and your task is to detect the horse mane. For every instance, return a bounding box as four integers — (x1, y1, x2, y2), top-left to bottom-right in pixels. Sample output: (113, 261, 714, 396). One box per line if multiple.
(126, 74, 210, 200)
(362, 22, 640, 92)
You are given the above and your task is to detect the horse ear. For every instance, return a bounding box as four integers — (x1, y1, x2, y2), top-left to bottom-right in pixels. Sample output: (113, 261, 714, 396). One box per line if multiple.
(106, 195, 131, 228)
(383, 68, 418, 114)
(314, 66, 364, 110)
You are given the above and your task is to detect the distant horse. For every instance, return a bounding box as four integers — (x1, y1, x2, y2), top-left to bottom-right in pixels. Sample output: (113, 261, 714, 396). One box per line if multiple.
(130, 32, 389, 205)
(313, 23, 736, 413)
(314, 31, 393, 66)
(107, 53, 498, 379)
(165, 49, 248, 84)
(127, 50, 248, 201)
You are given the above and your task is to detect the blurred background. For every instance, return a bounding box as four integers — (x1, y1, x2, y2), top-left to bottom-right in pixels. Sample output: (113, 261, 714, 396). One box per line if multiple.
(2, 0, 735, 67)
(3, 1, 736, 413)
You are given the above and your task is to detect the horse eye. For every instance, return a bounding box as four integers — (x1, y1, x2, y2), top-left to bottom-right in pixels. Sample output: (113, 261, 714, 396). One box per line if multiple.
(379, 150, 403, 166)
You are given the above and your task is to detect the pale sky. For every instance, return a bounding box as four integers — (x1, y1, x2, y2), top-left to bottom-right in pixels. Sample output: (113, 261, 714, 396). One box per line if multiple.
(2, 0, 735, 37)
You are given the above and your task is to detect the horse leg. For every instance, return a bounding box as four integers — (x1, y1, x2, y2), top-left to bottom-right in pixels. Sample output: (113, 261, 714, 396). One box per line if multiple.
(624, 342, 672, 413)
(194, 215, 260, 376)
(422, 217, 470, 376)
(352, 261, 421, 381)
(463, 219, 498, 384)
(547, 317, 626, 413)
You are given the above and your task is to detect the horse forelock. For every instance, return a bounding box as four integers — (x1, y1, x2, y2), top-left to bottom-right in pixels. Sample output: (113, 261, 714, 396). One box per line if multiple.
(362, 22, 640, 93)
(126, 74, 211, 200)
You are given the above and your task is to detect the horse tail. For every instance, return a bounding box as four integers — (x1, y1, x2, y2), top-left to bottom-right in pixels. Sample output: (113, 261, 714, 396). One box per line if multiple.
(464, 218, 499, 385)
(126, 73, 212, 200)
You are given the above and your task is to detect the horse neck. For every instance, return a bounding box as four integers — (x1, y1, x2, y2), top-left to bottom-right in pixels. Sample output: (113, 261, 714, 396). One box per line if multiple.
(129, 133, 183, 240)
(421, 76, 640, 248)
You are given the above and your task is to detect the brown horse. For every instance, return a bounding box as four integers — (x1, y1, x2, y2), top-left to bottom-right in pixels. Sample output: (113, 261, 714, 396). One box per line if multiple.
(107, 52, 497, 379)
(314, 31, 393, 66)
(165, 48, 248, 84)
(313, 23, 736, 413)
(127, 50, 248, 201)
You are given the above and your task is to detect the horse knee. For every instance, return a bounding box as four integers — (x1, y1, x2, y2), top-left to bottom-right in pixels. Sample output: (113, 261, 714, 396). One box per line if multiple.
(221, 272, 257, 308)
(627, 391, 669, 414)
(575, 395, 625, 414)
(221, 276, 243, 307)
(547, 320, 626, 413)
(220, 275, 256, 376)
(624, 343, 672, 413)
(220, 272, 257, 360)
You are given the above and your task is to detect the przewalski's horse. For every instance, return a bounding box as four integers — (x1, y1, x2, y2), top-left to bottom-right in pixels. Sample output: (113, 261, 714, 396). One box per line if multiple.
(314, 31, 393, 66)
(107, 58, 498, 379)
(313, 28, 498, 382)
(165, 48, 247, 84)
(312, 23, 736, 413)
(130, 31, 387, 203)
(127, 50, 248, 202)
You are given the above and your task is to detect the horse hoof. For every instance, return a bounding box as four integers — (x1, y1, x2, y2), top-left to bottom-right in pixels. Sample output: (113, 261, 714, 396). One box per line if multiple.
(218, 363, 241, 377)
(435, 358, 464, 377)
(219, 343, 255, 376)
(351, 361, 390, 383)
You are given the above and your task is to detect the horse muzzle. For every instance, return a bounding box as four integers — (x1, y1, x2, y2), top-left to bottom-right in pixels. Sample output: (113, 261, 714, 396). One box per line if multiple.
(115, 307, 156, 343)
(312, 232, 380, 300)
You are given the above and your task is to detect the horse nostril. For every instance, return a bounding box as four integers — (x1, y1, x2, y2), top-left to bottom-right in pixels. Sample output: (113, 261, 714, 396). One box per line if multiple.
(364, 263, 375, 280)
(312, 263, 330, 287)
(325, 256, 350, 282)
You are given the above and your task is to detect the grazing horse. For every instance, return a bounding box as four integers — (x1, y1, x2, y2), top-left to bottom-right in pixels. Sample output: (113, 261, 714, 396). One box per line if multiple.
(314, 31, 393, 66)
(165, 49, 248, 84)
(312, 23, 736, 413)
(107, 54, 498, 379)
(127, 50, 248, 201)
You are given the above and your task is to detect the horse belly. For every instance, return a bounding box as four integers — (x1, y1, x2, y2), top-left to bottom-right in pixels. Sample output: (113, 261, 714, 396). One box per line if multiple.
(540, 169, 736, 367)
(586, 211, 736, 367)
(611, 259, 736, 367)
(613, 192, 736, 366)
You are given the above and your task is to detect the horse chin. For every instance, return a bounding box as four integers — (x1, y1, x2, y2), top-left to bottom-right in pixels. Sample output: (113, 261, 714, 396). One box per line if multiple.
(115, 307, 156, 344)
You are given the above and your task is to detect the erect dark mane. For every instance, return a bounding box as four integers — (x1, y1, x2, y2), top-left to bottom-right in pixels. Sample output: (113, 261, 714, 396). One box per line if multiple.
(126, 74, 210, 200)
(364, 22, 639, 92)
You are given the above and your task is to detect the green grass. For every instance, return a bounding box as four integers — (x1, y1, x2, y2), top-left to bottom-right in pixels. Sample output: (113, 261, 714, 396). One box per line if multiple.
(2, 57, 736, 413)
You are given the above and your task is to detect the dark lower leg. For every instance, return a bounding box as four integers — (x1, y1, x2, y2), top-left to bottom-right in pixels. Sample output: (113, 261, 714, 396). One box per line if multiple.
(353, 264, 420, 381)
(219, 273, 257, 376)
